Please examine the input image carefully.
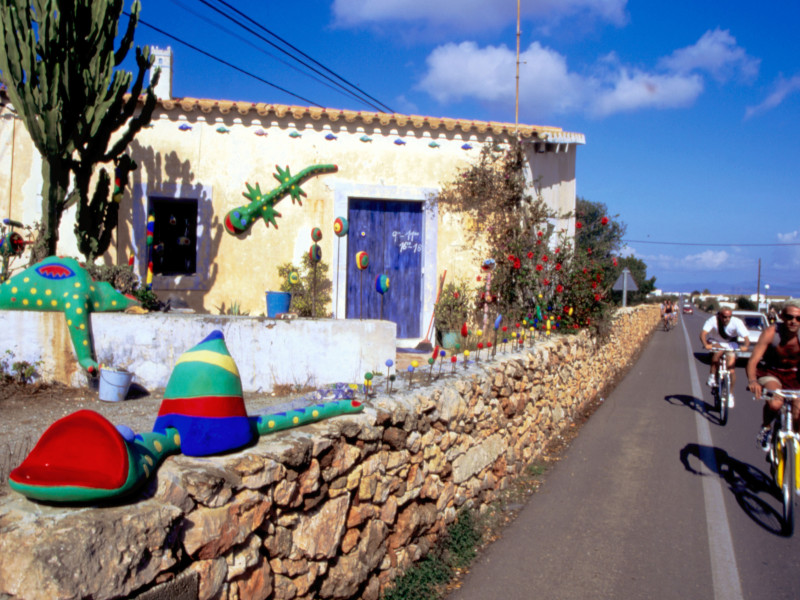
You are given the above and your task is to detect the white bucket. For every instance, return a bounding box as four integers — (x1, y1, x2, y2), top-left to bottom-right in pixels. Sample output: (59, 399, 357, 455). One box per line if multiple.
(99, 368, 133, 402)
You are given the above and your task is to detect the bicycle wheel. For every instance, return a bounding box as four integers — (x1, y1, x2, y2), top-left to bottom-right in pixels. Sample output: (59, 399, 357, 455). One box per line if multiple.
(780, 435, 795, 535)
(718, 375, 729, 425)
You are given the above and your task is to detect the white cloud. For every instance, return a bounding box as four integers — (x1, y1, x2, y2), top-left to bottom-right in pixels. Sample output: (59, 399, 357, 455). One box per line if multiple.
(745, 75, 800, 119)
(683, 250, 731, 270)
(332, 0, 628, 32)
(590, 69, 703, 117)
(772, 230, 800, 270)
(658, 29, 759, 83)
(416, 39, 708, 118)
(417, 41, 584, 116)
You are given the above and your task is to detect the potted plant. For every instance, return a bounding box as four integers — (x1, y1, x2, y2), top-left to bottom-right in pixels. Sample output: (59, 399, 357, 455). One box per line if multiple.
(434, 280, 473, 348)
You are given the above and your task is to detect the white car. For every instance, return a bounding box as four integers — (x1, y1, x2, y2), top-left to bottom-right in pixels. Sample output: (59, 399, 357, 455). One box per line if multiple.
(731, 310, 770, 356)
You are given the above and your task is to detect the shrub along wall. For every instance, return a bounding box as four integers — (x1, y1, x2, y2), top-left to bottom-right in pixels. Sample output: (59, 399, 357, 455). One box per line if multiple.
(0, 305, 659, 600)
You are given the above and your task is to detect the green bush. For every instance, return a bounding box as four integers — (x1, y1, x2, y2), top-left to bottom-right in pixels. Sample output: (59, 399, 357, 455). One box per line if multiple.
(277, 253, 332, 318)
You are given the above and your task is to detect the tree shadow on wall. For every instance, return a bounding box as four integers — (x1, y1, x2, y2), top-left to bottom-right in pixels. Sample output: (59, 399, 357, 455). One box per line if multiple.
(120, 138, 223, 312)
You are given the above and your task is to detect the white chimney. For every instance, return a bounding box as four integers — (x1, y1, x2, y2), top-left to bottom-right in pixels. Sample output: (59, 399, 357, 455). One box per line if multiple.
(149, 46, 173, 100)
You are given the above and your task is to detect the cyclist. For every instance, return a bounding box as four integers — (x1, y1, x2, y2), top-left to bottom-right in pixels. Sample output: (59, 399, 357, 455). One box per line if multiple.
(661, 299, 674, 329)
(747, 299, 800, 450)
(700, 308, 750, 405)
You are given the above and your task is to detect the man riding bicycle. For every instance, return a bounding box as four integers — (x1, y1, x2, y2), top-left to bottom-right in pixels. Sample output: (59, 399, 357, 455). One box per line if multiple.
(700, 308, 750, 406)
(747, 299, 800, 450)
(661, 299, 675, 329)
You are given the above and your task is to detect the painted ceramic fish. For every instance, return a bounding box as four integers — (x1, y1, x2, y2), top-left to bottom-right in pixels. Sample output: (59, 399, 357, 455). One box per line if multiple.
(178, 124, 192, 131)
(428, 141, 440, 148)
(254, 129, 268, 137)
(325, 133, 337, 140)
(394, 138, 406, 145)
(216, 126, 230, 133)
(289, 131, 302, 138)
(461, 143, 473, 150)
(360, 135, 372, 143)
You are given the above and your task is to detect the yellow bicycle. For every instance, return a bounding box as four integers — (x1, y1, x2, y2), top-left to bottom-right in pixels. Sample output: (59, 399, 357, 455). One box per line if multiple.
(763, 389, 800, 535)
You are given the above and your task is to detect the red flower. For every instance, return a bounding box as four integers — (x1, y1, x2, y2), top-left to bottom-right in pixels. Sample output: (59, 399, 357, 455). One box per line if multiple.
(556, 284, 564, 293)
(536, 264, 543, 272)
(477, 275, 482, 281)
(592, 282, 597, 289)
(543, 278, 551, 285)
(612, 259, 618, 267)
(582, 268, 588, 274)
(454, 291, 460, 298)
(537, 231, 543, 237)
(601, 216, 609, 225)
(541, 255, 548, 262)
(527, 251, 534, 259)
(536, 240, 542, 245)
(573, 324, 579, 329)
(587, 248, 593, 255)
(594, 294, 601, 301)
(576, 222, 583, 229)
(514, 259, 521, 269)
(508, 254, 516, 262)
(555, 263, 562, 271)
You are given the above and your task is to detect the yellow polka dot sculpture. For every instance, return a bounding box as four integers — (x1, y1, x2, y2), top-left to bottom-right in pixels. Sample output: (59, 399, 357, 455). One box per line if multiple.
(0, 257, 138, 374)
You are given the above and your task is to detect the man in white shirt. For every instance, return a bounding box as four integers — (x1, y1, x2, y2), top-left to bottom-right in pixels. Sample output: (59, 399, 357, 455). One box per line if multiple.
(700, 308, 750, 403)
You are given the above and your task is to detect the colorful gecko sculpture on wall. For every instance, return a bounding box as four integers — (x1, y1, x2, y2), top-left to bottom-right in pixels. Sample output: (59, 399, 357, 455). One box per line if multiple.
(224, 163, 338, 234)
(0, 257, 138, 374)
(8, 330, 364, 503)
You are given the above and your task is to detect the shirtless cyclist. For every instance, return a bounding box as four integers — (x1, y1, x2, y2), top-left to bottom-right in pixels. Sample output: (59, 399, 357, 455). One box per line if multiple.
(747, 299, 800, 450)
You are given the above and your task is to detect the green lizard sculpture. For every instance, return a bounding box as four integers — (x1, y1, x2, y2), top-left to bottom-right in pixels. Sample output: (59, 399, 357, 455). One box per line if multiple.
(224, 164, 338, 235)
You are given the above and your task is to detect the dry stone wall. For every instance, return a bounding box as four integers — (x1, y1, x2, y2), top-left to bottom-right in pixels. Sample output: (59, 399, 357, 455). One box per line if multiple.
(0, 305, 659, 600)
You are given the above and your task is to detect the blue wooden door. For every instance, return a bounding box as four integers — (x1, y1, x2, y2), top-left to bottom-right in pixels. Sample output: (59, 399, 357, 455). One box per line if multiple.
(346, 199, 423, 337)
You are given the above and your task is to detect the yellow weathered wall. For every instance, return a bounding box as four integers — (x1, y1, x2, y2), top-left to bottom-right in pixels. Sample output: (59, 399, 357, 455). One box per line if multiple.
(0, 100, 582, 332)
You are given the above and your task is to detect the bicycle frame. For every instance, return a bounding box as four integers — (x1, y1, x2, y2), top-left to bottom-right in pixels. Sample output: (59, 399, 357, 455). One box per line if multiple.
(709, 345, 742, 425)
(764, 390, 800, 535)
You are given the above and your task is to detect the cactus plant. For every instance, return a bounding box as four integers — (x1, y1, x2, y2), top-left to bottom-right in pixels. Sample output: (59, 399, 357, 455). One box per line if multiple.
(0, 0, 159, 262)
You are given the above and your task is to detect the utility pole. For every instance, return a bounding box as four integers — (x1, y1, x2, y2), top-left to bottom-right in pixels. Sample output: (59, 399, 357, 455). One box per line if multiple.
(515, 0, 520, 138)
(756, 258, 761, 310)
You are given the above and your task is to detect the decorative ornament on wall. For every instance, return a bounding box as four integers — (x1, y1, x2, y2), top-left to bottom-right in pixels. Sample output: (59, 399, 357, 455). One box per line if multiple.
(359, 135, 372, 143)
(325, 133, 337, 140)
(224, 164, 338, 235)
(178, 124, 192, 131)
(254, 129, 268, 137)
(394, 138, 406, 145)
(461, 143, 473, 150)
(333, 217, 349, 237)
(289, 131, 302, 138)
(428, 141, 440, 148)
(216, 126, 230, 134)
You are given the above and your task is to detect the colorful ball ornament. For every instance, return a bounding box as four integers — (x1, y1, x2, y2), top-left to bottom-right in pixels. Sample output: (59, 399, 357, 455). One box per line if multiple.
(311, 227, 322, 242)
(288, 271, 300, 285)
(375, 274, 390, 294)
(356, 251, 369, 270)
(309, 244, 322, 262)
(333, 217, 349, 237)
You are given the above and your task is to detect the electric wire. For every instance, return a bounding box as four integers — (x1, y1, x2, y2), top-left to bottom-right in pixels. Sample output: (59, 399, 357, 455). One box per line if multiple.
(187, 0, 389, 112)
(624, 239, 800, 247)
(212, 0, 395, 113)
(127, 13, 321, 107)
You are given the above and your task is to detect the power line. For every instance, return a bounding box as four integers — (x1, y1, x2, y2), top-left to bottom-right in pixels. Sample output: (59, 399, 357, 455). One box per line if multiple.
(212, 0, 395, 113)
(128, 13, 321, 107)
(623, 239, 800, 247)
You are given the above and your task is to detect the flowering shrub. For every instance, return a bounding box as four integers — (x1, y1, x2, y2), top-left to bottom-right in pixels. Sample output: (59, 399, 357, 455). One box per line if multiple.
(436, 143, 619, 337)
(434, 280, 474, 332)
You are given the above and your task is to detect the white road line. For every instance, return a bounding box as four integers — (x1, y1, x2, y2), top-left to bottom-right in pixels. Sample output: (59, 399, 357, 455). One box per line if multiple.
(680, 317, 744, 600)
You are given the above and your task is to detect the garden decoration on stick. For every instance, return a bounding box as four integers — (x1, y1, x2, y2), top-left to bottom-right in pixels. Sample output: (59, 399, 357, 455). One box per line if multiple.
(310, 227, 322, 318)
(355, 250, 369, 319)
(375, 274, 390, 319)
(333, 216, 349, 318)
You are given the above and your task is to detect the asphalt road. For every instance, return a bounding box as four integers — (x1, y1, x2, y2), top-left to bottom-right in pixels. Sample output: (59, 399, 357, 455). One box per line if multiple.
(448, 310, 799, 600)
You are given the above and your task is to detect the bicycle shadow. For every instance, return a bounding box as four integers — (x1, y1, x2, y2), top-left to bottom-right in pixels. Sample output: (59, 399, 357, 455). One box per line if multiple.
(679, 443, 785, 535)
(665, 394, 723, 425)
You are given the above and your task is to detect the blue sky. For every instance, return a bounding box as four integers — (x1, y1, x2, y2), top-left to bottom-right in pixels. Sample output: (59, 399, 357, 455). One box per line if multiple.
(128, 0, 800, 297)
